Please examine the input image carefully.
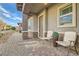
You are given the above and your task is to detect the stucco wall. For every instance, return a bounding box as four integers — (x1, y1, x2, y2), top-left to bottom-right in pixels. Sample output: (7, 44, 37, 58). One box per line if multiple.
(47, 3, 76, 32)
(33, 15, 38, 32)
(77, 4, 79, 33)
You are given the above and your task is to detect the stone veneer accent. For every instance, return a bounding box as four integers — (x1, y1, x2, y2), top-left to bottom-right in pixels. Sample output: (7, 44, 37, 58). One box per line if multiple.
(33, 32, 38, 38)
(22, 32, 29, 39)
(22, 32, 38, 39)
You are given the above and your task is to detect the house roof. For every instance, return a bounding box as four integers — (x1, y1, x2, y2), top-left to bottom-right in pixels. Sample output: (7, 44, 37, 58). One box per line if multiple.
(16, 3, 23, 11)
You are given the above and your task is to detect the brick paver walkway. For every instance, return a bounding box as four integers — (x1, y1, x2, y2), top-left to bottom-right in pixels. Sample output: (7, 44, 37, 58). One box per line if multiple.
(0, 32, 78, 56)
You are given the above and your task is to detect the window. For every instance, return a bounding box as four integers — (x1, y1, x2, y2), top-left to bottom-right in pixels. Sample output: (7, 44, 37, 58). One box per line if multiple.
(57, 4, 76, 27)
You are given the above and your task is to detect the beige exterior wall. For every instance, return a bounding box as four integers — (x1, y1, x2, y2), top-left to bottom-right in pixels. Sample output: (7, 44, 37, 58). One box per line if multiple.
(77, 4, 79, 33)
(27, 15, 38, 32)
(47, 3, 76, 32)
(29, 3, 78, 38)
(22, 3, 79, 39)
(33, 15, 38, 32)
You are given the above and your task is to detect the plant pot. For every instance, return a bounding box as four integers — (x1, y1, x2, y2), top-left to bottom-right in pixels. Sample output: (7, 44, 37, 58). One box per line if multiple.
(53, 37, 58, 47)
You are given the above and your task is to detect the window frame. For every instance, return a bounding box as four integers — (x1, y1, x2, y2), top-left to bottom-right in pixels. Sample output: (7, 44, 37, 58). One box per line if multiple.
(38, 10, 46, 38)
(57, 4, 76, 27)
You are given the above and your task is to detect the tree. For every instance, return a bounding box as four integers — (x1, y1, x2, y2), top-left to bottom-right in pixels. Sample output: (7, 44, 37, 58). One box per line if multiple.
(4, 25, 12, 30)
(11, 27, 16, 30)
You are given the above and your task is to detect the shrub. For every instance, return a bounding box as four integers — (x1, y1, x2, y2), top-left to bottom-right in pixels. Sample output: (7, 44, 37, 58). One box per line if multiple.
(11, 27, 16, 30)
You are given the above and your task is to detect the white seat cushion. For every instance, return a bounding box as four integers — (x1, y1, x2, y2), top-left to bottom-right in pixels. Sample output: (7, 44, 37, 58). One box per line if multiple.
(47, 31, 53, 37)
(64, 32, 76, 42)
(41, 37, 53, 40)
(56, 41, 71, 47)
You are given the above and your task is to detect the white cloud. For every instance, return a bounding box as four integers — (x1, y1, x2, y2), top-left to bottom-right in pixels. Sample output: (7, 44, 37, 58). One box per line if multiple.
(0, 5, 22, 22)
(11, 16, 22, 21)
(0, 6, 9, 14)
(15, 17, 22, 20)
(11, 17, 16, 20)
(2, 13, 11, 18)
(0, 5, 12, 18)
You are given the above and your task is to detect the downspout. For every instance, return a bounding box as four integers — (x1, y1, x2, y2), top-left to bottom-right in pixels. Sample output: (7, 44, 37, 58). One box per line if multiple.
(22, 3, 25, 14)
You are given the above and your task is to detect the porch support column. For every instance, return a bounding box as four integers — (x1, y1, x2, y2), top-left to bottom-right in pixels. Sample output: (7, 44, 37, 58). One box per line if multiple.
(45, 8, 48, 37)
(22, 14, 29, 39)
(22, 3, 29, 40)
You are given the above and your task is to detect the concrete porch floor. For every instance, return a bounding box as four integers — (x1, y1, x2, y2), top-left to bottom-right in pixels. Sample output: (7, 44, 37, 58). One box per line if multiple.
(0, 32, 78, 56)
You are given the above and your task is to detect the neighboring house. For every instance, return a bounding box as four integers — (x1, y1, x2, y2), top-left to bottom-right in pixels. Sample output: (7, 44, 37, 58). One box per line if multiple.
(16, 26, 20, 31)
(17, 3, 79, 40)
(17, 23, 22, 32)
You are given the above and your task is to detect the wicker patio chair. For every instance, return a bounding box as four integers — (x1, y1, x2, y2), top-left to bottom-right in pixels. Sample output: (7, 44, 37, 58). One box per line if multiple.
(56, 32, 78, 55)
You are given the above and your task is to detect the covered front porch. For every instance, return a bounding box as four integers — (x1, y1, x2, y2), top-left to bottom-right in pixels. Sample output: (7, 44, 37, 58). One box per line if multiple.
(16, 3, 79, 56)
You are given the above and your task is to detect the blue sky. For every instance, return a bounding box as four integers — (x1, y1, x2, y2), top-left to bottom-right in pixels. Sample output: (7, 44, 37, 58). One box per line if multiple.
(0, 3, 22, 27)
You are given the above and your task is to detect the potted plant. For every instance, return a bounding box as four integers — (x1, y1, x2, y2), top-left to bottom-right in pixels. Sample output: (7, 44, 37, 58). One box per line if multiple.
(52, 32, 59, 47)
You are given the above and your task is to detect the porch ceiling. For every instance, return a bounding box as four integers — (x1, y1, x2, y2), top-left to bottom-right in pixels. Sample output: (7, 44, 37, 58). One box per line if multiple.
(16, 3, 56, 16)
(24, 3, 54, 15)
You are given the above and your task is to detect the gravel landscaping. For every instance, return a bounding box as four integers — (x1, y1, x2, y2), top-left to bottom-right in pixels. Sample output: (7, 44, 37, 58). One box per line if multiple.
(0, 30, 14, 44)
(0, 32, 78, 56)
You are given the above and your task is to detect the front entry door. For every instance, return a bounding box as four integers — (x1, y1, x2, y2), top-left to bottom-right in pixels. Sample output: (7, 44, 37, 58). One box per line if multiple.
(38, 10, 46, 39)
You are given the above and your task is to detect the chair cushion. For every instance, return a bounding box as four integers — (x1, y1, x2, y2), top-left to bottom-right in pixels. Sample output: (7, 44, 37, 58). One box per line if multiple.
(41, 37, 53, 40)
(64, 32, 76, 42)
(56, 41, 71, 47)
(47, 31, 53, 37)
